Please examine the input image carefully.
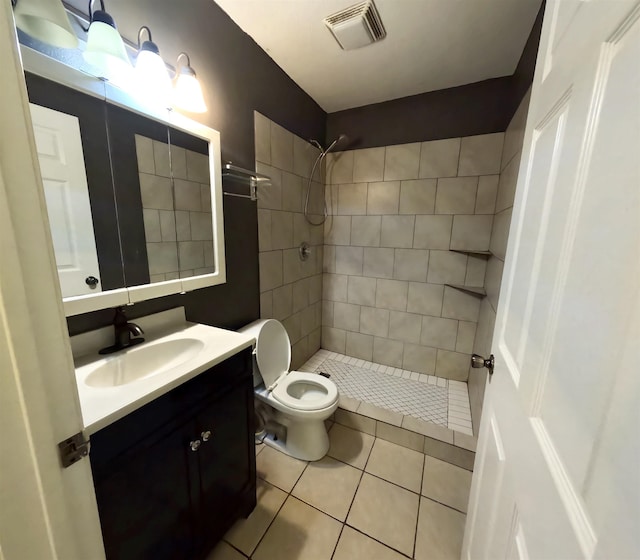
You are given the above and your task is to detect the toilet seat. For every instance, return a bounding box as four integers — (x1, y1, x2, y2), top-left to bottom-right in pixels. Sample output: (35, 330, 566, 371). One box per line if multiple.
(271, 371, 339, 411)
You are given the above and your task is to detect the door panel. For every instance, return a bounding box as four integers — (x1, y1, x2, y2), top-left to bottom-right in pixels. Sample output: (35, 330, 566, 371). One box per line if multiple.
(463, 2, 640, 558)
(30, 103, 102, 297)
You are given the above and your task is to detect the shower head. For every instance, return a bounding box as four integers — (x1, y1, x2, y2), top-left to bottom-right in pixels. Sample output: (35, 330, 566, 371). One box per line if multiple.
(325, 133, 348, 154)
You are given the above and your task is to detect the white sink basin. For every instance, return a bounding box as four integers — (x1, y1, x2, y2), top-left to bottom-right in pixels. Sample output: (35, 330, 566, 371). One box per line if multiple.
(85, 338, 205, 388)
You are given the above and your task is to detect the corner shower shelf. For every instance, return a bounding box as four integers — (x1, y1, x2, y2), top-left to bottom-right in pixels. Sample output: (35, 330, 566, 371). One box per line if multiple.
(450, 250, 492, 258)
(445, 284, 487, 298)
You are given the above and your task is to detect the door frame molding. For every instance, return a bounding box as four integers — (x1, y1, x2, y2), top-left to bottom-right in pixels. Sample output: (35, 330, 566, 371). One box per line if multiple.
(0, 4, 104, 558)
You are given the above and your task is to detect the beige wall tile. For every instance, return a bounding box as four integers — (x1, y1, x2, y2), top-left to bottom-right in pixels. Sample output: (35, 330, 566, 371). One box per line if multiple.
(338, 183, 368, 215)
(373, 336, 404, 367)
(139, 173, 173, 210)
(413, 215, 453, 250)
(135, 134, 155, 174)
(380, 215, 415, 248)
(170, 146, 187, 181)
(347, 275, 377, 306)
(292, 278, 309, 313)
(143, 209, 162, 242)
(360, 306, 390, 337)
(185, 151, 209, 184)
(456, 321, 477, 354)
(327, 150, 354, 184)
(256, 163, 282, 210)
(178, 241, 205, 270)
(435, 349, 470, 381)
(335, 246, 364, 275)
(384, 142, 421, 181)
(323, 245, 336, 273)
(175, 210, 191, 242)
(366, 439, 424, 492)
(389, 310, 422, 344)
(324, 215, 351, 245)
(321, 300, 334, 326)
(496, 151, 520, 212)
(293, 135, 315, 179)
(252, 496, 342, 560)
(402, 343, 437, 374)
(421, 316, 458, 351)
(399, 178, 437, 214)
(357, 402, 403, 427)
(152, 140, 171, 177)
(259, 251, 283, 291)
(407, 282, 444, 316)
(367, 181, 400, 214)
(322, 326, 346, 353)
(375, 278, 409, 311)
(490, 207, 512, 260)
(419, 138, 461, 178)
(475, 175, 499, 214)
(502, 88, 531, 171)
(363, 247, 394, 278)
(282, 248, 301, 284)
(270, 121, 293, 172)
(322, 273, 348, 302)
(394, 248, 429, 282)
(333, 302, 361, 332)
(441, 286, 481, 321)
(346, 331, 374, 361)
(435, 176, 478, 214)
(376, 421, 425, 452)
(353, 147, 385, 183)
(272, 283, 293, 321)
(464, 255, 487, 287)
(174, 179, 203, 211)
(260, 290, 273, 319)
(270, 210, 293, 250)
(254, 111, 271, 165)
(146, 242, 178, 275)
(281, 171, 303, 212)
(450, 215, 493, 251)
(283, 311, 302, 343)
(347, 473, 419, 557)
(350, 215, 381, 247)
(189, 212, 212, 241)
(458, 132, 504, 176)
(427, 250, 467, 284)
(484, 256, 503, 312)
(415, 497, 465, 560)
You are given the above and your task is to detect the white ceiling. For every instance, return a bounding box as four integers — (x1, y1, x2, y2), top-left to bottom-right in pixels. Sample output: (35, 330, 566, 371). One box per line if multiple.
(213, 0, 542, 113)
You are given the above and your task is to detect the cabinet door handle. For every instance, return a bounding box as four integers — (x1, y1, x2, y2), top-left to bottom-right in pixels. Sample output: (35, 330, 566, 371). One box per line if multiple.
(189, 440, 201, 452)
(201, 430, 212, 442)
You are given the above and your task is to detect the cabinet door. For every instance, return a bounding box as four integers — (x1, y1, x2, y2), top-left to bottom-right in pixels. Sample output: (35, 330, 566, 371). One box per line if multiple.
(193, 380, 254, 552)
(92, 419, 196, 560)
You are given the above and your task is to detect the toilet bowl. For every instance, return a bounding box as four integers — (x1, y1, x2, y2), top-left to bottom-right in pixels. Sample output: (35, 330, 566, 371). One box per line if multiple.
(239, 319, 339, 461)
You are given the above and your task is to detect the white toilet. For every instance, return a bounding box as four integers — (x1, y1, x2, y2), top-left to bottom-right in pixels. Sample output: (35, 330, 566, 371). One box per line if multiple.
(240, 319, 339, 461)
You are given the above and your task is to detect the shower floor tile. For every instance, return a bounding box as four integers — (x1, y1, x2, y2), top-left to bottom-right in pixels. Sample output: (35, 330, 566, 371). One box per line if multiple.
(299, 350, 473, 436)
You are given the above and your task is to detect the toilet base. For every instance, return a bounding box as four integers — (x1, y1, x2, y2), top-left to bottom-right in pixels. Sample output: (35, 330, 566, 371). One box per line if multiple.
(262, 418, 330, 462)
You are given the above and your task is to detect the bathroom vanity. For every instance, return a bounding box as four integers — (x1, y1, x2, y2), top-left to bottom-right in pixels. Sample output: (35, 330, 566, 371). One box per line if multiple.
(72, 311, 256, 559)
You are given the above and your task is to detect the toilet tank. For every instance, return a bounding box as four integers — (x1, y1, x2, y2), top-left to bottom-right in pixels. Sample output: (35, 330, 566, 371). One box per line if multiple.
(238, 319, 291, 388)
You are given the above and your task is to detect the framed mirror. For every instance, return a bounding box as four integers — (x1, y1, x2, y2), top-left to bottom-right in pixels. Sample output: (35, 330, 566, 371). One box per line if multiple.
(21, 46, 225, 316)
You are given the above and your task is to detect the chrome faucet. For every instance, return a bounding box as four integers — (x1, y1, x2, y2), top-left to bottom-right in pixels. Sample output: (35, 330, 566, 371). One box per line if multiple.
(99, 307, 145, 355)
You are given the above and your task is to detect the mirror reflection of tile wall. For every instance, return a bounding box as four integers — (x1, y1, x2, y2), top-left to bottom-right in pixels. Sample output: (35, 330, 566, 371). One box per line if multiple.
(135, 134, 214, 283)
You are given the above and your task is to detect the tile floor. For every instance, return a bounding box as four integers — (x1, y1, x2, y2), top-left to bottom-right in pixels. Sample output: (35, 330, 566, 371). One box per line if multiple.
(207, 422, 472, 560)
(300, 349, 473, 435)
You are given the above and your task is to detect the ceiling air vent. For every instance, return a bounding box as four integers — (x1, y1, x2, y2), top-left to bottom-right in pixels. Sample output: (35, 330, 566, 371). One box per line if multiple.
(324, 0, 387, 51)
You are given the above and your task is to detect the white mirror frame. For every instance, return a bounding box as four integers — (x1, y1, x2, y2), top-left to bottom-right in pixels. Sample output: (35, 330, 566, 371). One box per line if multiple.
(19, 45, 226, 317)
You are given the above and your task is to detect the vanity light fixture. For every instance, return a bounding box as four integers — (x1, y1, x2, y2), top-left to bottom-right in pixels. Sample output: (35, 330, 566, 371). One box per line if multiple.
(173, 52, 207, 113)
(135, 26, 172, 109)
(13, 0, 78, 49)
(82, 0, 132, 81)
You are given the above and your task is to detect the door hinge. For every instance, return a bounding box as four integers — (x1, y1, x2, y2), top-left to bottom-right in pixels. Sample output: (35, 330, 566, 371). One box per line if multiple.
(58, 432, 90, 468)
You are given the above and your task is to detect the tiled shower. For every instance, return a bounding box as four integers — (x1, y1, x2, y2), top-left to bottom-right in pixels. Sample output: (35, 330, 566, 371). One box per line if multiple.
(254, 96, 529, 440)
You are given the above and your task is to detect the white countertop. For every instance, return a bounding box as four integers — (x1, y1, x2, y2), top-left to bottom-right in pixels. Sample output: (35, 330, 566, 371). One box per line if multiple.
(73, 313, 255, 435)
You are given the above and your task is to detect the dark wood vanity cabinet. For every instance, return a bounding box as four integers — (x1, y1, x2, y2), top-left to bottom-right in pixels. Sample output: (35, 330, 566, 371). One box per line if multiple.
(89, 349, 256, 560)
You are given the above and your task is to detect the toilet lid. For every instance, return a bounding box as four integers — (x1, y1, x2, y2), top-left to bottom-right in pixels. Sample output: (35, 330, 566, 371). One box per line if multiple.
(255, 319, 291, 388)
(272, 371, 339, 411)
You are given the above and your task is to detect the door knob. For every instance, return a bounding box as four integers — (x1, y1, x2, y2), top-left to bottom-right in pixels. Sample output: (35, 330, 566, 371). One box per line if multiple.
(471, 353, 495, 375)
(189, 440, 201, 452)
(201, 430, 212, 442)
(85, 275, 99, 289)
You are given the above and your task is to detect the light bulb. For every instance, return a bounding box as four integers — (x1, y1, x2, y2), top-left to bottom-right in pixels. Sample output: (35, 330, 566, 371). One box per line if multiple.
(173, 53, 207, 113)
(83, 9, 132, 84)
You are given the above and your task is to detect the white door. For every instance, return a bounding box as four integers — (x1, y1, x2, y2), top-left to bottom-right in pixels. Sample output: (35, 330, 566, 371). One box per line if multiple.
(463, 1, 640, 558)
(29, 103, 102, 297)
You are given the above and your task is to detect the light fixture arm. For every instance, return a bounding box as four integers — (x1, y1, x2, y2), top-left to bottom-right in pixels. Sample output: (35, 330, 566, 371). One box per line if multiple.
(137, 25, 152, 49)
(176, 52, 196, 77)
(88, 0, 105, 22)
